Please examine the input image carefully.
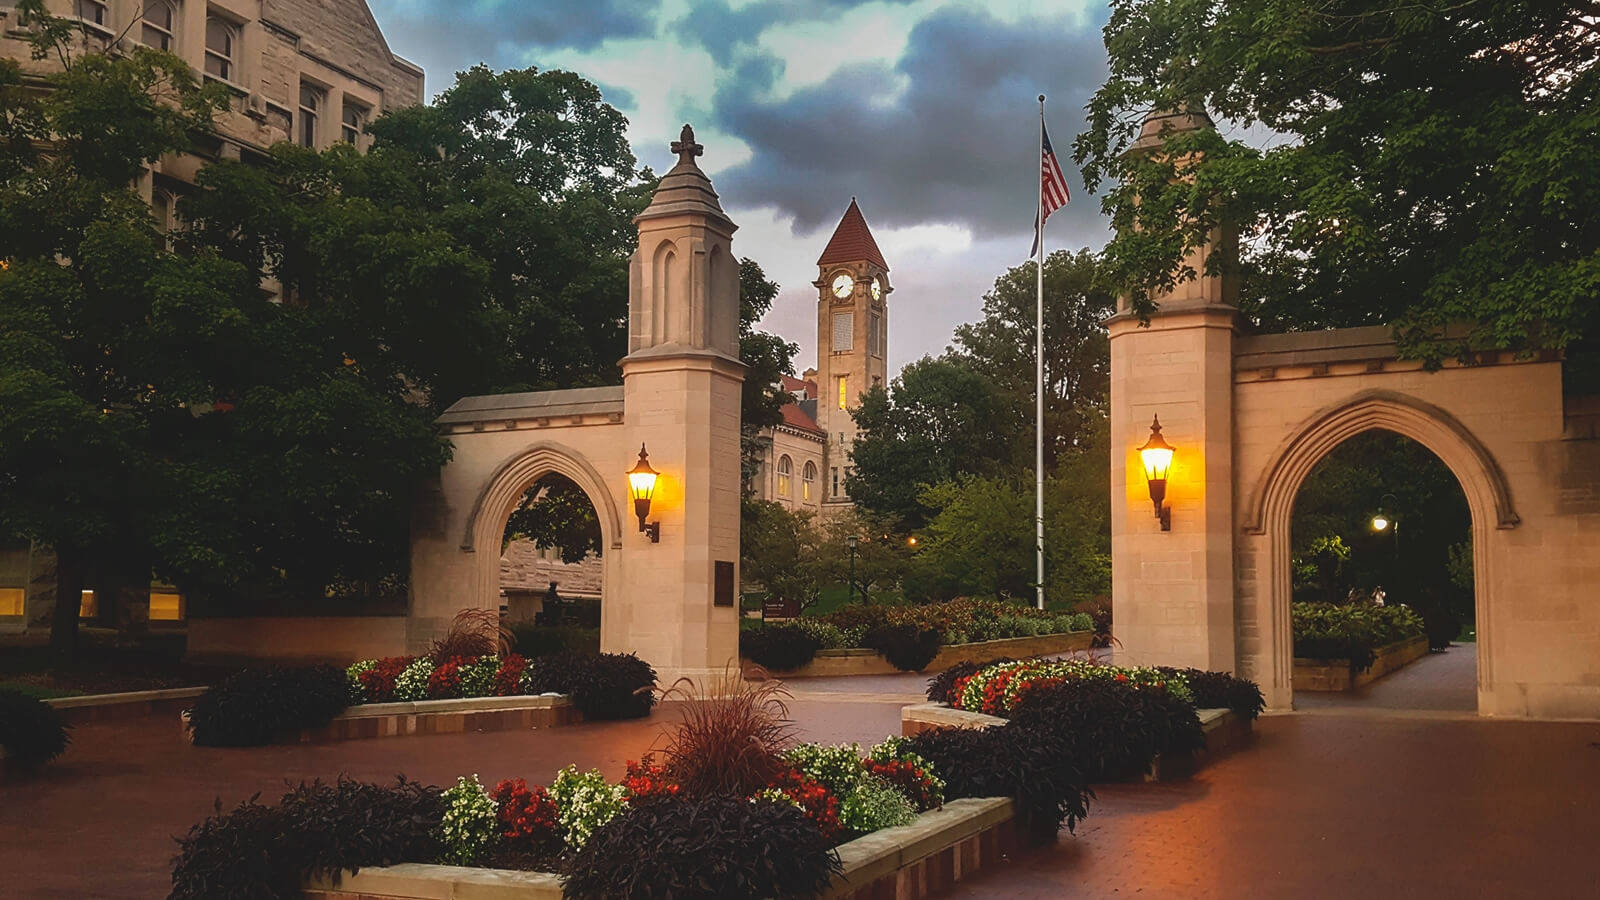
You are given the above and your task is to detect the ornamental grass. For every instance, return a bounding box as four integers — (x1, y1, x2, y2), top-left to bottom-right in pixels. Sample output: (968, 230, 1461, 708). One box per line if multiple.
(655, 666, 797, 796)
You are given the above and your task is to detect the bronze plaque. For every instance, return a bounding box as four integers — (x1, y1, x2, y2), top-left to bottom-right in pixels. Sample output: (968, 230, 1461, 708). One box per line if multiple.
(713, 560, 735, 607)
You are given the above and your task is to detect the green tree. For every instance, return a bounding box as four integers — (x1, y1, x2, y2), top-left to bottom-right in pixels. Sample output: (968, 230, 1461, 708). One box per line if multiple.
(847, 356, 1015, 531)
(952, 249, 1116, 470)
(504, 475, 602, 562)
(816, 510, 913, 604)
(1075, 0, 1600, 367)
(740, 499, 823, 611)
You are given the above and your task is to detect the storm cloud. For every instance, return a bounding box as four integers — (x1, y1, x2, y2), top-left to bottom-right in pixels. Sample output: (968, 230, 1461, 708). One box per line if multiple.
(709, 5, 1111, 241)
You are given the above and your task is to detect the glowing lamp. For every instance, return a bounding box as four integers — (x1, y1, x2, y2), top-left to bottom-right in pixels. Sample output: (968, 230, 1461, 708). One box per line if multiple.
(1371, 514, 1390, 532)
(1137, 415, 1175, 531)
(626, 444, 661, 543)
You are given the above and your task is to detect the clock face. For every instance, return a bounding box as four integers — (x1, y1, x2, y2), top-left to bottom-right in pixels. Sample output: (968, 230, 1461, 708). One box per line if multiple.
(871, 277, 882, 301)
(831, 273, 854, 298)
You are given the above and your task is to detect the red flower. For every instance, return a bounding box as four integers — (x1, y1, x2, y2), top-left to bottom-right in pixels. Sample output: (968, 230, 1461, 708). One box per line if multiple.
(357, 656, 410, 703)
(763, 768, 842, 841)
(494, 654, 529, 696)
(427, 660, 465, 699)
(622, 755, 680, 801)
(490, 778, 560, 849)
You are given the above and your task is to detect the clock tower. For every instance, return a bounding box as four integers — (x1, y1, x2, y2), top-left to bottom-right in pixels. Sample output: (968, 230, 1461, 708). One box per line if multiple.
(813, 198, 890, 505)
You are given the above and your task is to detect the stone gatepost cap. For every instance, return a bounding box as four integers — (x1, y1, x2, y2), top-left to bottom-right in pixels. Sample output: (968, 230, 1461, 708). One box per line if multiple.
(635, 123, 735, 229)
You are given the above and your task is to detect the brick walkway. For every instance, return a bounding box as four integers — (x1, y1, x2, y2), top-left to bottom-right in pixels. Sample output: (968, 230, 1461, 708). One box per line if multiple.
(1294, 642, 1478, 712)
(4, 689, 1598, 898)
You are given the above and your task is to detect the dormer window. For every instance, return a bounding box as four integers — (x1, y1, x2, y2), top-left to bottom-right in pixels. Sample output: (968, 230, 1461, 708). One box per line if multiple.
(141, 1, 175, 51)
(204, 16, 237, 82)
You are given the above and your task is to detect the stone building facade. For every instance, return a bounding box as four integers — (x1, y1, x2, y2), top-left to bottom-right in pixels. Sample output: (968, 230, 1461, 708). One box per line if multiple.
(0, 0, 420, 634)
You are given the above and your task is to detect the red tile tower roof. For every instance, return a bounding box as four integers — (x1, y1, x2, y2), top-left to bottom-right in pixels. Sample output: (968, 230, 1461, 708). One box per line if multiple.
(816, 198, 888, 271)
(779, 401, 824, 435)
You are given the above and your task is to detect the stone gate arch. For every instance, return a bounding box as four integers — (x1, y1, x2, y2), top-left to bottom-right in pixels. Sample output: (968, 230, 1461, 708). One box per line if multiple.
(458, 440, 626, 620)
(1236, 390, 1519, 712)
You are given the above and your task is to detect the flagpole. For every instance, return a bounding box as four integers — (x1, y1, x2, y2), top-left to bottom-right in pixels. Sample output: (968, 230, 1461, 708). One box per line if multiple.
(1034, 94, 1046, 612)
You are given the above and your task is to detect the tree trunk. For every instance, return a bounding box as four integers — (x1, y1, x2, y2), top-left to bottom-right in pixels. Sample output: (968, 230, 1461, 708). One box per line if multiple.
(50, 550, 84, 661)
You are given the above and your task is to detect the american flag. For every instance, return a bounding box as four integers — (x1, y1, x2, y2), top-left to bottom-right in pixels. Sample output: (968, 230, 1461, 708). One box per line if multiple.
(1031, 121, 1070, 257)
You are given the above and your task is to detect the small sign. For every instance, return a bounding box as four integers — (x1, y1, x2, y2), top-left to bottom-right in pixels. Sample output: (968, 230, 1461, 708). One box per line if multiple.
(714, 561, 735, 607)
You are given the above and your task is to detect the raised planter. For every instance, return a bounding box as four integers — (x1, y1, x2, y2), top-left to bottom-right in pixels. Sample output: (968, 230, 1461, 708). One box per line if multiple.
(182, 694, 580, 745)
(301, 797, 1017, 900)
(758, 630, 1094, 679)
(45, 686, 209, 725)
(1293, 634, 1429, 692)
(900, 701, 1251, 782)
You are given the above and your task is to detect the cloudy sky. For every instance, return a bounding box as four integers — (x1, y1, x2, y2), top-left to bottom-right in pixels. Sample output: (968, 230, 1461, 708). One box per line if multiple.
(368, 0, 1115, 376)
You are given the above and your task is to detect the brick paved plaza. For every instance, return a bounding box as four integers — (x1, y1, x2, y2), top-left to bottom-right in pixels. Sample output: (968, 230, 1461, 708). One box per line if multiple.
(4, 669, 1598, 899)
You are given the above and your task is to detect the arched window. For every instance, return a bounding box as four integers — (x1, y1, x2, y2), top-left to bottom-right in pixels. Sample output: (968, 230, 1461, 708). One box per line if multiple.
(298, 82, 323, 147)
(142, 0, 176, 51)
(802, 461, 816, 501)
(204, 16, 237, 81)
(777, 455, 792, 497)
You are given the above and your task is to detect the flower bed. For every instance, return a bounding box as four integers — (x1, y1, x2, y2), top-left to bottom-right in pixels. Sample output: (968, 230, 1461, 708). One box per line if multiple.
(1292, 601, 1426, 674)
(1294, 634, 1430, 691)
(764, 631, 1095, 679)
(183, 651, 655, 747)
(907, 656, 1264, 784)
(743, 598, 1095, 674)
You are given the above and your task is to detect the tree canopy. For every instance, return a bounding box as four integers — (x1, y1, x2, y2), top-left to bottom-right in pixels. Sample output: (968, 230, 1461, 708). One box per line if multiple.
(1075, 0, 1600, 366)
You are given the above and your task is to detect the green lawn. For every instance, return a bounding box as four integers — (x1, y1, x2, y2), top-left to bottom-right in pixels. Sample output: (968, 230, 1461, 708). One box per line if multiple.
(0, 679, 81, 699)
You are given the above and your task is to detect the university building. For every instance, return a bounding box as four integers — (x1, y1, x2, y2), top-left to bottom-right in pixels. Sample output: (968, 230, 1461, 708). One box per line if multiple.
(0, 0, 421, 633)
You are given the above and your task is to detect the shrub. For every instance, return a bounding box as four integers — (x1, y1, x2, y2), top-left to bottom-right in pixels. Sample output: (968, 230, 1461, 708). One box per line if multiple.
(660, 670, 795, 796)
(839, 777, 918, 835)
(865, 737, 944, 811)
(549, 765, 629, 851)
(523, 651, 656, 719)
(509, 623, 600, 658)
(1005, 678, 1206, 781)
(741, 623, 823, 671)
(0, 688, 70, 768)
(789, 618, 853, 650)
(429, 608, 512, 663)
(949, 658, 1193, 716)
(436, 775, 499, 865)
(566, 652, 657, 720)
(863, 624, 942, 671)
(188, 666, 350, 747)
(905, 724, 1092, 841)
(561, 795, 843, 900)
(170, 776, 443, 899)
(1074, 596, 1113, 647)
(1155, 667, 1266, 720)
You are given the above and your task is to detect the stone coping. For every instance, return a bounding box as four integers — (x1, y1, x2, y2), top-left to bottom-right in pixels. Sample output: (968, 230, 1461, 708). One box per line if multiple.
(303, 797, 1016, 900)
(1294, 634, 1430, 692)
(44, 686, 209, 725)
(759, 630, 1094, 679)
(900, 702, 1249, 782)
(331, 693, 570, 718)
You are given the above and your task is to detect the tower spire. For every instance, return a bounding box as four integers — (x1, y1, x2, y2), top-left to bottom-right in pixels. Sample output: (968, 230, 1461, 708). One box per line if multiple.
(817, 198, 888, 270)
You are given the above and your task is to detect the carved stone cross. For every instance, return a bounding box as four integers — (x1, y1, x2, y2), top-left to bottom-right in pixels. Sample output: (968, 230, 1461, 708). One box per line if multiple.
(670, 123, 703, 165)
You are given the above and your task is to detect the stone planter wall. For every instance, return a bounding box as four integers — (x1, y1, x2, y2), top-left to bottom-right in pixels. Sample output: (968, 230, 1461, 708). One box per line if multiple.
(183, 695, 580, 745)
(1293, 634, 1430, 692)
(46, 686, 209, 725)
(301, 797, 1017, 900)
(758, 630, 1094, 679)
(900, 701, 1251, 782)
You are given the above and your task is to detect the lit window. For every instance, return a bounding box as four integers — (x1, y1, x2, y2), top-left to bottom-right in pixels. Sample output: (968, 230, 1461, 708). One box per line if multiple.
(832, 312, 853, 351)
(149, 590, 184, 621)
(75, 0, 108, 26)
(0, 588, 24, 617)
(298, 83, 322, 148)
(141, 0, 175, 51)
(777, 455, 792, 497)
(838, 376, 847, 410)
(204, 17, 237, 81)
(802, 461, 816, 501)
(78, 590, 98, 619)
(341, 100, 367, 144)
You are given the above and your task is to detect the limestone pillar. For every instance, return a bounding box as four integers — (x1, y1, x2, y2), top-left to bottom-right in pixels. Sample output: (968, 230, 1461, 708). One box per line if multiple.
(612, 125, 745, 687)
(1109, 109, 1239, 672)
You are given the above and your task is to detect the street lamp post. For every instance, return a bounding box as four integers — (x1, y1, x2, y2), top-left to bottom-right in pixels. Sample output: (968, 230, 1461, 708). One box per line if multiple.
(1370, 492, 1400, 593)
(846, 534, 859, 606)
